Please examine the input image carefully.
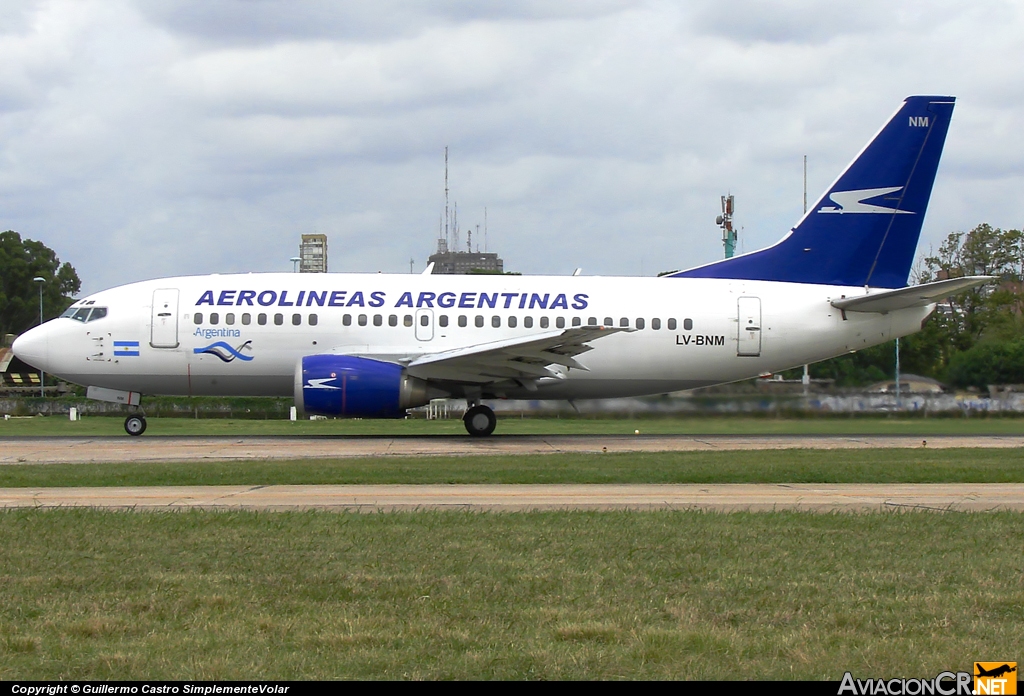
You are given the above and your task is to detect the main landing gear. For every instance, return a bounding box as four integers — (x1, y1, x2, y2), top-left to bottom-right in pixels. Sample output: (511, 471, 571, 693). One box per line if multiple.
(124, 414, 147, 436)
(463, 404, 497, 437)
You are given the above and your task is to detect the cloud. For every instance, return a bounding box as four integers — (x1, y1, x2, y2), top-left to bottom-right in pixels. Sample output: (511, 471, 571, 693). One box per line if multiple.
(0, 0, 1021, 293)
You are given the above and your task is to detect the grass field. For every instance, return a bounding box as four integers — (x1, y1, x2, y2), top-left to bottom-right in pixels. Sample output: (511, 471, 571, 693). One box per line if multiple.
(3, 449, 1024, 487)
(1, 508, 1021, 680)
(4, 416, 1022, 680)
(3, 414, 1024, 437)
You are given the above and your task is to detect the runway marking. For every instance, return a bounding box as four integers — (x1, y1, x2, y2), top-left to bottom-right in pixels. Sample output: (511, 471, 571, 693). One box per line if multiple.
(2, 483, 1023, 512)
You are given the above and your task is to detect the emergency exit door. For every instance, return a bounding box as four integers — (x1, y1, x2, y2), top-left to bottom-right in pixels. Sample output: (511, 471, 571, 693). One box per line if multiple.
(737, 296, 761, 357)
(151, 289, 179, 348)
(415, 309, 434, 341)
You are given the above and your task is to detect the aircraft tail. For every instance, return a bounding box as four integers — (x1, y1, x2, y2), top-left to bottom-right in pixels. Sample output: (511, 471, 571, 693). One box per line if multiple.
(672, 96, 955, 288)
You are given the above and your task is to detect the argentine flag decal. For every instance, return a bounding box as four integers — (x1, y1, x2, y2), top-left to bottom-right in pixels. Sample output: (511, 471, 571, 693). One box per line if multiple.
(113, 340, 140, 357)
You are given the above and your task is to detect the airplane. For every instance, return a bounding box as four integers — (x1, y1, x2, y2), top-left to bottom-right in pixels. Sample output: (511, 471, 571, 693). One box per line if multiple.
(975, 664, 1017, 679)
(13, 95, 990, 437)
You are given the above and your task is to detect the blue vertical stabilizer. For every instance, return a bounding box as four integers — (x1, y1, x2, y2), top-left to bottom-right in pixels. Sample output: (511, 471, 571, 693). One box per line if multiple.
(673, 96, 955, 288)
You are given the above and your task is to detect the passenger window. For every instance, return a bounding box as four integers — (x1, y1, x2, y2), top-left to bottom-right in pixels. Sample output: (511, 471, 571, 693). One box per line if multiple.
(226, 313, 235, 325)
(258, 313, 267, 325)
(210, 313, 219, 325)
(619, 317, 628, 327)
(636, 318, 645, 330)
(358, 314, 367, 326)
(89, 307, 107, 321)
(508, 316, 517, 328)
(652, 318, 661, 330)
(389, 315, 398, 327)
(373, 314, 383, 327)
(404, 315, 413, 327)
(309, 314, 318, 326)
(491, 316, 501, 328)
(458, 315, 468, 328)
(274, 313, 284, 326)
(588, 317, 597, 326)
(684, 318, 693, 330)
(604, 317, 613, 326)
(292, 313, 301, 326)
(194, 313, 203, 325)
(539, 316, 548, 329)
(554, 317, 563, 329)
(668, 318, 677, 330)
(242, 313, 251, 325)
(572, 317, 581, 327)
(439, 315, 449, 328)
(475, 315, 484, 328)
(524, 316, 533, 328)
(343, 314, 352, 326)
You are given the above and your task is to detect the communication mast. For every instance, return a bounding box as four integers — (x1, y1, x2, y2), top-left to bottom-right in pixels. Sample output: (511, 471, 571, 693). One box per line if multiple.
(717, 194, 736, 258)
(427, 150, 505, 274)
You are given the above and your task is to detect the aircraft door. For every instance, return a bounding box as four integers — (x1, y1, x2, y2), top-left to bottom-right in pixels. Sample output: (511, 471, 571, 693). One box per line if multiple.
(151, 289, 180, 348)
(415, 309, 434, 341)
(737, 296, 761, 357)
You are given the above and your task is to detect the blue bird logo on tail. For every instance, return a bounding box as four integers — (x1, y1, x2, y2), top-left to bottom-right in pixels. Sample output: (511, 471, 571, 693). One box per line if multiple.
(194, 340, 253, 362)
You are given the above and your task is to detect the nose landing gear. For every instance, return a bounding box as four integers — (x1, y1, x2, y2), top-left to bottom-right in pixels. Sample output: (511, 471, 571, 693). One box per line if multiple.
(124, 414, 147, 436)
(463, 404, 496, 437)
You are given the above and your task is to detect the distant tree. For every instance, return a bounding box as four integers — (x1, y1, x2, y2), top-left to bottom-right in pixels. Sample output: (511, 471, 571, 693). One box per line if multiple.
(0, 231, 81, 337)
(947, 339, 1024, 389)
(917, 224, 1024, 351)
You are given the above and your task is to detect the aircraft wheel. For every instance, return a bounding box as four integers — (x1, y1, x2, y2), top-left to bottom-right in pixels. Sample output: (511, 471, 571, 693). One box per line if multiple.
(463, 405, 497, 437)
(125, 415, 147, 437)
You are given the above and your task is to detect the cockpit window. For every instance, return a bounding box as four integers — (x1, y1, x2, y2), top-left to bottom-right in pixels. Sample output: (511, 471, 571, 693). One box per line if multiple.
(63, 306, 108, 323)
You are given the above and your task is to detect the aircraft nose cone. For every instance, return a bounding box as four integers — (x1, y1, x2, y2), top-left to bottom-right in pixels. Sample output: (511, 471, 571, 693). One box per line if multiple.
(11, 325, 50, 372)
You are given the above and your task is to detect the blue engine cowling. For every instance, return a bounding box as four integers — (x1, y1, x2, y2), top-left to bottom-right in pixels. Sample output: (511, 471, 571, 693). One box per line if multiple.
(295, 355, 430, 418)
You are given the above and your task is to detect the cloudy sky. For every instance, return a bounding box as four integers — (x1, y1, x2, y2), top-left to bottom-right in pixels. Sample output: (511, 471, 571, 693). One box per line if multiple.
(2, 0, 1022, 294)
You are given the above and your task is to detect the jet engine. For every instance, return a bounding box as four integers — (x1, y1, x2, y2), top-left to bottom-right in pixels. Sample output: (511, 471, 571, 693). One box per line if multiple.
(294, 355, 430, 418)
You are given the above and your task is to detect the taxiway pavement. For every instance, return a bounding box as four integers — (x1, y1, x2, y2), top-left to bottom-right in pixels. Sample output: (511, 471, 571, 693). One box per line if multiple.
(3, 483, 1023, 512)
(3, 434, 1024, 464)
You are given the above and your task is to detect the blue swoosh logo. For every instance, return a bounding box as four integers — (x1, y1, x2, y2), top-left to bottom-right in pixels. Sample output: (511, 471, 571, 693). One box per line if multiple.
(194, 340, 253, 363)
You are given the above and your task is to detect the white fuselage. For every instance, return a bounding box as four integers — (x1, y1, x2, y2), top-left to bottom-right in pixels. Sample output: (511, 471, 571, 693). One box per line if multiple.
(16, 272, 931, 402)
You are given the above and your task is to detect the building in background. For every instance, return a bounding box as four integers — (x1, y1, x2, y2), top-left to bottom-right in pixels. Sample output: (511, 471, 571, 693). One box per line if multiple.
(427, 246, 504, 275)
(299, 234, 328, 273)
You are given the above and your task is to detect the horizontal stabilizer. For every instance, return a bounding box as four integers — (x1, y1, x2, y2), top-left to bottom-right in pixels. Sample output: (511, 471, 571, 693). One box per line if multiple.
(830, 276, 992, 313)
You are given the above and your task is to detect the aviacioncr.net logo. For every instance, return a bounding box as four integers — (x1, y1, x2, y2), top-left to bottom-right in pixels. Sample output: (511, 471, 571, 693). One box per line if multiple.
(839, 672, 973, 695)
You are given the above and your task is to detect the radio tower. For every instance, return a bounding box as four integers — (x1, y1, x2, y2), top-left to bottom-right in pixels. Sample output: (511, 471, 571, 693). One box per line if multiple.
(716, 193, 733, 257)
(717, 194, 736, 258)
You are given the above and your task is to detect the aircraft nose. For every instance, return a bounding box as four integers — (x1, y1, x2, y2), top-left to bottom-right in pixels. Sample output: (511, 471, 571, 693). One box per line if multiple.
(11, 325, 50, 373)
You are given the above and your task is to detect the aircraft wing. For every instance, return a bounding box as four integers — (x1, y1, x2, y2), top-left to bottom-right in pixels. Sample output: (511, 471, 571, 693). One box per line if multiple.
(830, 276, 993, 313)
(405, 326, 628, 384)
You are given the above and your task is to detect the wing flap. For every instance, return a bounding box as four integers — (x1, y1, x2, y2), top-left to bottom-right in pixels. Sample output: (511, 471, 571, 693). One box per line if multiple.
(406, 326, 627, 384)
